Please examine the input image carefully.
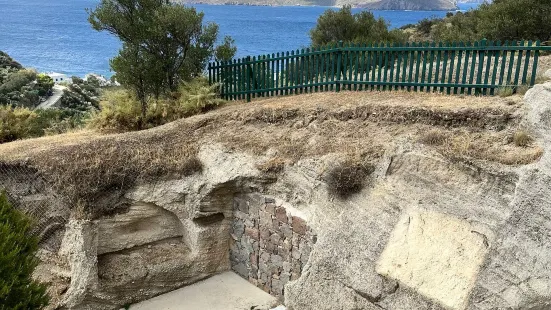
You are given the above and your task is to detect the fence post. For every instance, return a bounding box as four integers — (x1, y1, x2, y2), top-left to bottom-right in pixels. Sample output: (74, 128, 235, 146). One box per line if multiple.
(246, 56, 251, 102)
(336, 41, 343, 92)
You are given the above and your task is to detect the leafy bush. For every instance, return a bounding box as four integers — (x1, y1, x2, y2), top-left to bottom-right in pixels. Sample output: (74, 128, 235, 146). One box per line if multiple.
(419, 129, 449, 146)
(325, 160, 375, 199)
(0, 106, 40, 143)
(0, 106, 87, 144)
(0, 70, 37, 96)
(0, 51, 22, 70)
(0, 192, 49, 309)
(60, 78, 101, 111)
(310, 5, 407, 46)
(430, 0, 551, 42)
(90, 78, 224, 132)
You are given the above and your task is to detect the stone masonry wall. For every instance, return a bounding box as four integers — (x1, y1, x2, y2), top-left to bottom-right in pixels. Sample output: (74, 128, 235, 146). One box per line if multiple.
(230, 194, 316, 300)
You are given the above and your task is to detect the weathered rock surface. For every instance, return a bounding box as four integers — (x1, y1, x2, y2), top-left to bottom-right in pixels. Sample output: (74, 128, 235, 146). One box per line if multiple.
(4, 85, 551, 309)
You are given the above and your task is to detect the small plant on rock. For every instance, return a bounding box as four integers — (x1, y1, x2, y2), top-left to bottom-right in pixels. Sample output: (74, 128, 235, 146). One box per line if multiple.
(513, 131, 533, 147)
(419, 129, 449, 146)
(325, 160, 375, 199)
(497, 86, 514, 97)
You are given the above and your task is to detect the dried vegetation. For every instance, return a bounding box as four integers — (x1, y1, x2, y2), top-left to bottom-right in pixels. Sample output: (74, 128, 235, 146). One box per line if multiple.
(0, 91, 543, 208)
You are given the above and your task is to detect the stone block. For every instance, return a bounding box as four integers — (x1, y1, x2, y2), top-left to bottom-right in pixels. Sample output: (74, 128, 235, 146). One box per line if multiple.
(280, 223, 293, 239)
(280, 272, 290, 284)
(270, 232, 281, 244)
(291, 216, 308, 235)
(275, 206, 288, 223)
(265, 197, 276, 204)
(259, 210, 273, 227)
(278, 245, 290, 258)
(271, 278, 284, 296)
(232, 219, 245, 238)
(260, 226, 271, 240)
(250, 253, 258, 267)
(292, 248, 301, 260)
(232, 262, 248, 279)
(245, 227, 259, 241)
(376, 211, 489, 310)
(265, 203, 276, 215)
(271, 254, 284, 267)
(282, 262, 291, 273)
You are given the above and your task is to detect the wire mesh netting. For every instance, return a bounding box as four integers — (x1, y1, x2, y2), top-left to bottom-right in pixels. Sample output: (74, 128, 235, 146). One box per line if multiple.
(0, 163, 70, 252)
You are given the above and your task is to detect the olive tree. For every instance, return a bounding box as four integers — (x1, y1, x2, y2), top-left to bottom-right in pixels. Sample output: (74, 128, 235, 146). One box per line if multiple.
(88, 0, 236, 126)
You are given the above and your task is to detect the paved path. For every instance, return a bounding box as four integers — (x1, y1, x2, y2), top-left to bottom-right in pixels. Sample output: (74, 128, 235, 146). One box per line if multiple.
(130, 272, 278, 310)
(36, 85, 66, 109)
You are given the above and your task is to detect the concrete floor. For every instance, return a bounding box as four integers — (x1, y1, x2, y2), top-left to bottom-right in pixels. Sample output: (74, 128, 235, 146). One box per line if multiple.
(130, 272, 278, 310)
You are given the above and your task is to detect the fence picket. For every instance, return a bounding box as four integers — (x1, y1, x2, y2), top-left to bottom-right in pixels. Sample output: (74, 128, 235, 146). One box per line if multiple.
(530, 41, 541, 86)
(440, 42, 449, 93)
(513, 40, 525, 87)
(490, 41, 501, 95)
(522, 40, 533, 85)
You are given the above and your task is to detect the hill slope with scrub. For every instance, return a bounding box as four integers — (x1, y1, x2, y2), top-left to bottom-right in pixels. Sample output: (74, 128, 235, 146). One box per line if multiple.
(3, 83, 551, 309)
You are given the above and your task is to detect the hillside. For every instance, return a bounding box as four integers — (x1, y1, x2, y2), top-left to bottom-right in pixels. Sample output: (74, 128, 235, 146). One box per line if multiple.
(182, 0, 458, 10)
(4, 85, 551, 309)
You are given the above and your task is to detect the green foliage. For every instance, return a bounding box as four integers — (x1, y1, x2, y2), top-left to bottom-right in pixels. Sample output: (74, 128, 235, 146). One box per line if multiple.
(89, 78, 224, 132)
(0, 192, 49, 309)
(178, 79, 225, 114)
(0, 70, 37, 96)
(430, 0, 551, 42)
(0, 106, 87, 144)
(310, 5, 407, 46)
(36, 74, 54, 97)
(215, 36, 238, 62)
(88, 0, 236, 123)
(0, 51, 22, 70)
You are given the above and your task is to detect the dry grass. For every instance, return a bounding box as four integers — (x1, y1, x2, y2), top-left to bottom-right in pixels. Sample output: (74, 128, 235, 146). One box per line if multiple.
(0, 90, 541, 210)
(513, 131, 533, 147)
(325, 159, 375, 199)
(256, 157, 287, 174)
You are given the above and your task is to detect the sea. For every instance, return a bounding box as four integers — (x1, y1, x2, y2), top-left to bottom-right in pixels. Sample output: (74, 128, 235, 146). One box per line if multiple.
(0, 0, 479, 77)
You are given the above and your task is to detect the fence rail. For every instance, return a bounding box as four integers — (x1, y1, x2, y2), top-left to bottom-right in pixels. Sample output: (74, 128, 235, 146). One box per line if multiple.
(208, 40, 551, 101)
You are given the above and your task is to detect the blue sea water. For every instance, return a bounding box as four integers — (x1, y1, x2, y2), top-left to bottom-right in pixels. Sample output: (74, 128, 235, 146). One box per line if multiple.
(0, 0, 479, 77)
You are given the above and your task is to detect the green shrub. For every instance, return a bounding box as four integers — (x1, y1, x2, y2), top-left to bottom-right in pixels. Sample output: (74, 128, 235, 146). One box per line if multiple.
(90, 78, 225, 132)
(0, 192, 49, 309)
(0, 106, 40, 143)
(0, 106, 87, 144)
(88, 89, 144, 132)
(178, 79, 225, 114)
(310, 5, 407, 46)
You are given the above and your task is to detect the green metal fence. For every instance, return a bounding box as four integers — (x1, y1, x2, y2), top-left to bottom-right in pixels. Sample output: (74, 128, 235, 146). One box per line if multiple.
(209, 40, 551, 101)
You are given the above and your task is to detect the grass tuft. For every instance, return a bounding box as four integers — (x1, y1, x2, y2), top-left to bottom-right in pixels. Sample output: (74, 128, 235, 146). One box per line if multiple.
(497, 86, 514, 97)
(513, 131, 533, 147)
(419, 129, 449, 146)
(325, 160, 375, 199)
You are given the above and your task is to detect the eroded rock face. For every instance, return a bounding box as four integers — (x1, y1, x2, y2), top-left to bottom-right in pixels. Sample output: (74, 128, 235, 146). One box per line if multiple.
(14, 83, 551, 309)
